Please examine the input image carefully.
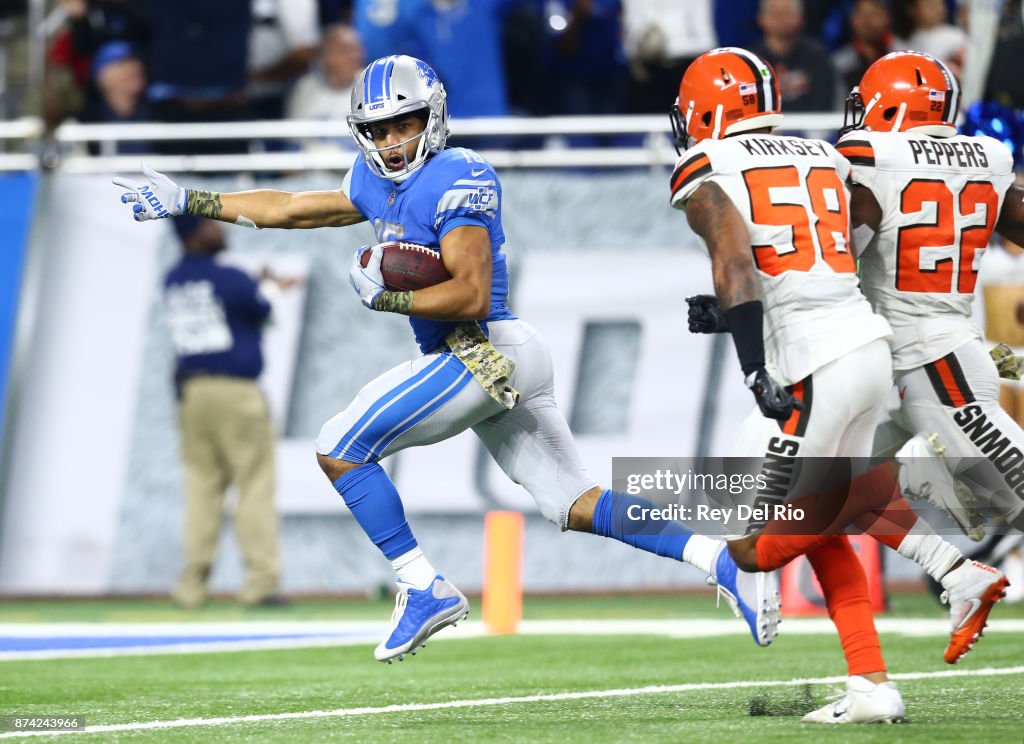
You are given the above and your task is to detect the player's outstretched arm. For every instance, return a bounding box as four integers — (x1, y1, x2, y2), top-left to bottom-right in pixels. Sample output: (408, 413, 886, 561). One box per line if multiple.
(684, 181, 799, 421)
(114, 164, 366, 229)
(996, 185, 1024, 248)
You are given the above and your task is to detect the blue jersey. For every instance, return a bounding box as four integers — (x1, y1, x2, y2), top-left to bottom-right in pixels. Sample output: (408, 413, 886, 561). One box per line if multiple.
(164, 255, 270, 379)
(345, 148, 516, 353)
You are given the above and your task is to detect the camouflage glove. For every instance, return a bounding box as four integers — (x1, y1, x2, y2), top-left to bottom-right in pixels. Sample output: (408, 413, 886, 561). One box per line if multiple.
(991, 343, 1023, 380)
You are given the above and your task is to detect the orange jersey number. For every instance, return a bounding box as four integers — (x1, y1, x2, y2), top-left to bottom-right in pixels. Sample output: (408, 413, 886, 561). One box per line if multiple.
(895, 178, 998, 294)
(742, 165, 855, 277)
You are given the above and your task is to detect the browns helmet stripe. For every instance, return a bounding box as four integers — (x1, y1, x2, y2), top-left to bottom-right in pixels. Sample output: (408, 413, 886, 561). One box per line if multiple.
(730, 47, 769, 113)
(933, 57, 959, 124)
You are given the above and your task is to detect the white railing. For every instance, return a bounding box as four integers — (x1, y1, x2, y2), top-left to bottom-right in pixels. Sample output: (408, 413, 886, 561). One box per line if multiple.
(0, 113, 844, 173)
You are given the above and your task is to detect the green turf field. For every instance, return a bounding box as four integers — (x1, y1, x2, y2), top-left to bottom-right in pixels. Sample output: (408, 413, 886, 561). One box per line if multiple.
(1, 592, 1022, 742)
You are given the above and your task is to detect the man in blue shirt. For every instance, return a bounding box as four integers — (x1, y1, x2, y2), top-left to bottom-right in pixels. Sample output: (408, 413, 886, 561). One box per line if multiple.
(115, 55, 780, 662)
(164, 217, 282, 609)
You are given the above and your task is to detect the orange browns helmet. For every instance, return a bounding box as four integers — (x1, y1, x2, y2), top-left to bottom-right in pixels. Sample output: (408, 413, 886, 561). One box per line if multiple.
(843, 51, 960, 137)
(670, 47, 783, 152)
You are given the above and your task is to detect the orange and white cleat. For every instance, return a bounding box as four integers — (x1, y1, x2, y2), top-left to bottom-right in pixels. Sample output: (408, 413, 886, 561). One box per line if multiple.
(940, 560, 1010, 664)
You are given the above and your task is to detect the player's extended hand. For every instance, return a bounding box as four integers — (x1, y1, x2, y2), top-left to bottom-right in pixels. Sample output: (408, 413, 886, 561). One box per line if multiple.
(112, 164, 186, 221)
(745, 368, 803, 421)
(990, 342, 1023, 380)
(686, 294, 730, 334)
(349, 245, 386, 309)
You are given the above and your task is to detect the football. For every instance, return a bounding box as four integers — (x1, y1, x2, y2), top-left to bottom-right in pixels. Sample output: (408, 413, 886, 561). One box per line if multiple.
(361, 241, 452, 292)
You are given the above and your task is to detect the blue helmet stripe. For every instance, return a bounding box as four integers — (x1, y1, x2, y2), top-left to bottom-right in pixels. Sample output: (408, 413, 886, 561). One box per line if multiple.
(365, 58, 388, 104)
(383, 56, 396, 100)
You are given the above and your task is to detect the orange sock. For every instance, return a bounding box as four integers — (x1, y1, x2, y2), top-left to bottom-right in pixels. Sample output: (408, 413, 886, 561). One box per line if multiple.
(856, 493, 921, 551)
(755, 533, 833, 571)
(755, 465, 904, 570)
(806, 535, 886, 677)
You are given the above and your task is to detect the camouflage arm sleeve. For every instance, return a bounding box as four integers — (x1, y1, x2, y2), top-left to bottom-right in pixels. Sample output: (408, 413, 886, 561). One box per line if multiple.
(185, 189, 223, 220)
(372, 290, 414, 315)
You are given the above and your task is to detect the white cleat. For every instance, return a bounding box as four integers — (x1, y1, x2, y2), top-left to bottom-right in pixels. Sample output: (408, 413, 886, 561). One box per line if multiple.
(896, 432, 986, 541)
(940, 560, 1009, 664)
(801, 675, 905, 724)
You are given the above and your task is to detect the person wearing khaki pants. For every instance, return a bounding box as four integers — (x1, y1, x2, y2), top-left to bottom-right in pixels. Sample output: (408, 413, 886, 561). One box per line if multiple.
(178, 376, 280, 606)
(163, 215, 282, 608)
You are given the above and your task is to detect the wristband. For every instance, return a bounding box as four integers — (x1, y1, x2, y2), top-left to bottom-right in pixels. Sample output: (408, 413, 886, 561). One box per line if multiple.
(724, 300, 766, 376)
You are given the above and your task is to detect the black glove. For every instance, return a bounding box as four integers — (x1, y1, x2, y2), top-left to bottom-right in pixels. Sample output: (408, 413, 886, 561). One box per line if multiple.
(686, 294, 730, 334)
(744, 368, 803, 421)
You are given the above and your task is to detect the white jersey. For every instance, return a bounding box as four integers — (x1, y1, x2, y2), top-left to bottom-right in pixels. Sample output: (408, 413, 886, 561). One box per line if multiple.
(839, 130, 1015, 371)
(670, 133, 892, 386)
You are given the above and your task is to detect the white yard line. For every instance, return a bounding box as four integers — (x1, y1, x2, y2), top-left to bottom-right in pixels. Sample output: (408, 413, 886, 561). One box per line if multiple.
(1, 617, 1023, 661)
(1, 665, 1022, 739)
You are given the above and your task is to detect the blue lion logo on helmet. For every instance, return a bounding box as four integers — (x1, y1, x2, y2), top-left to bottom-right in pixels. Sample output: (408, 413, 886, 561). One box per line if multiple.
(415, 59, 439, 88)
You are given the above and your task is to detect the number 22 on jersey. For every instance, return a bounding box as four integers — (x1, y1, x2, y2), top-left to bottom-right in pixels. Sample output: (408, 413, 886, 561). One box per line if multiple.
(742, 165, 855, 277)
(896, 179, 998, 295)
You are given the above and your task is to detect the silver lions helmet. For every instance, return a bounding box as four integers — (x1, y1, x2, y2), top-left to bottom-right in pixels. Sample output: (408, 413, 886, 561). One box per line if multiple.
(348, 55, 450, 182)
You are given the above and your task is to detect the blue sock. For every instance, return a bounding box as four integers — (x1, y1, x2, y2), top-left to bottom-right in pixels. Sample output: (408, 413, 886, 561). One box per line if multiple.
(591, 489, 693, 560)
(333, 463, 417, 560)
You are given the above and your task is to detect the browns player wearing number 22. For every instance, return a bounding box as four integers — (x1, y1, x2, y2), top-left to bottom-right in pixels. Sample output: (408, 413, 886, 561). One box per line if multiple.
(842, 51, 1024, 534)
(115, 54, 783, 665)
(839, 50, 1018, 650)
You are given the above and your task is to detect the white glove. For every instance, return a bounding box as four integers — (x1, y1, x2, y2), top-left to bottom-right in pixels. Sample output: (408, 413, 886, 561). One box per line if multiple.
(113, 163, 186, 221)
(349, 245, 386, 309)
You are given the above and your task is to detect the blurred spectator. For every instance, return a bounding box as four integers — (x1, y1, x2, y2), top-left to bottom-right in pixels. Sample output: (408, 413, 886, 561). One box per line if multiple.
(406, 0, 515, 119)
(714, 0, 760, 48)
(286, 23, 364, 149)
(752, 0, 837, 111)
(318, 0, 350, 25)
(164, 217, 284, 609)
(43, 0, 151, 130)
(553, 0, 626, 119)
(622, 0, 717, 114)
(249, 0, 321, 121)
(83, 41, 150, 153)
(503, 0, 551, 115)
(893, 0, 966, 74)
(833, 0, 904, 102)
(66, 0, 151, 58)
(148, 1, 252, 155)
(802, 0, 857, 52)
(354, 0, 416, 61)
(985, 0, 1024, 109)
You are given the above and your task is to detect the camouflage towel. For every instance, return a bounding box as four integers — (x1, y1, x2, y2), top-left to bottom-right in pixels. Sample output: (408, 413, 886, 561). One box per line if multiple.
(445, 322, 520, 409)
(991, 342, 1024, 380)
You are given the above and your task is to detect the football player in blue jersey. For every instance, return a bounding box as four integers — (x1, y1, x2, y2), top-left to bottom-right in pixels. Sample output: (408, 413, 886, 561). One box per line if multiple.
(114, 55, 781, 662)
